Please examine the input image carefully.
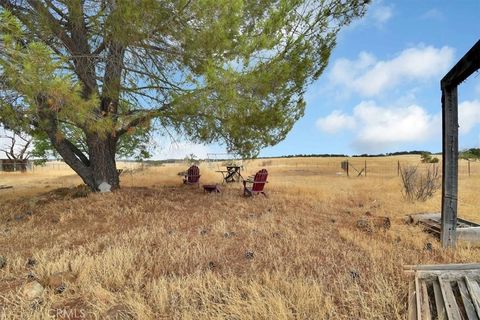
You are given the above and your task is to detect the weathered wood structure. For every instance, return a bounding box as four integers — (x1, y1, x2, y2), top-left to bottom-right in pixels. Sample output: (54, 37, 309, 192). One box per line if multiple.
(440, 40, 480, 248)
(0, 159, 30, 172)
(407, 212, 480, 246)
(405, 263, 480, 320)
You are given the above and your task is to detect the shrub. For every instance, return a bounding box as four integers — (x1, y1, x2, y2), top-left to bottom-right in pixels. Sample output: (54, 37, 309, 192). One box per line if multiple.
(400, 164, 441, 201)
(184, 153, 200, 166)
(420, 152, 439, 163)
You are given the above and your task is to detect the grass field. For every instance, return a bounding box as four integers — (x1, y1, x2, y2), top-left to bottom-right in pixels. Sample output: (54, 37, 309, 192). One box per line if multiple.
(0, 156, 479, 319)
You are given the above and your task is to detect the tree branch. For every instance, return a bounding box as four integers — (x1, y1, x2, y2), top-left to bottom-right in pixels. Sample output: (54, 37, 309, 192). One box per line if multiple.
(116, 108, 166, 136)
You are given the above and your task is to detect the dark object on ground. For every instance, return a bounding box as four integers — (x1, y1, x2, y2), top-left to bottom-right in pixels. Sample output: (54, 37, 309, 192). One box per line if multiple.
(26, 258, 37, 268)
(350, 270, 360, 281)
(208, 261, 216, 270)
(424, 242, 433, 252)
(356, 219, 373, 233)
(0, 185, 13, 190)
(223, 232, 236, 238)
(244, 251, 254, 260)
(203, 184, 220, 193)
(0, 256, 6, 269)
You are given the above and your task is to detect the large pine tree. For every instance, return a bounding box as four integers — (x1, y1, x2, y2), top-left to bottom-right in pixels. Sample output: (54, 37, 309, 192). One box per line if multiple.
(0, 0, 369, 190)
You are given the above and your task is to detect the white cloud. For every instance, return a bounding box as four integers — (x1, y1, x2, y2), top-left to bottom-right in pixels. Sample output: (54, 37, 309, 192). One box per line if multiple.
(371, 4, 393, 25)
(345, 1, 393, 30)
(316, 110, 356, 134)
(329, 45, 455, 97)
(316, 101, 440, 152)
(421, 8, 444, 20)
(352, 101, 440, 151)
(317, 99, 480, 152)
(459, 100, 480, 135)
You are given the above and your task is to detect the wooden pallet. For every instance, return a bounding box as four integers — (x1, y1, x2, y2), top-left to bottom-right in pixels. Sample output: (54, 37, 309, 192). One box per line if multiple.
(408, 213, 480, 245)
(418, 219, 442, 237)
(405, 264, 480, 320)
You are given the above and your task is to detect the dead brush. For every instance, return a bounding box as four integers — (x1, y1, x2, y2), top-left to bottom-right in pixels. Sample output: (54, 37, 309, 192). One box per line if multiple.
(400, 164, 441, 201)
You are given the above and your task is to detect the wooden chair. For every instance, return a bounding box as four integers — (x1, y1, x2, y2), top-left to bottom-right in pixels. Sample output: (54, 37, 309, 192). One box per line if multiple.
(183, 165, 201, 186)
(243, 169, 268, 197)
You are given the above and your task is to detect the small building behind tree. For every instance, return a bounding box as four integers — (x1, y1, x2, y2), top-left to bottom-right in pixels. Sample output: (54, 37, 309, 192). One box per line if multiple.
(0, 159, 32, 172)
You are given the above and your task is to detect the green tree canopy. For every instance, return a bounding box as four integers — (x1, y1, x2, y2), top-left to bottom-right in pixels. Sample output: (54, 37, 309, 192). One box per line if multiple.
(460, 148, 480, 160)
(0, 0, 369, 190)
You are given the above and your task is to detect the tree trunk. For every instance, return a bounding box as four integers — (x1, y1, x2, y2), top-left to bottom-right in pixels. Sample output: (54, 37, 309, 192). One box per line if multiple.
(85, 133, 120, 191)
(48, 133, 120, 192)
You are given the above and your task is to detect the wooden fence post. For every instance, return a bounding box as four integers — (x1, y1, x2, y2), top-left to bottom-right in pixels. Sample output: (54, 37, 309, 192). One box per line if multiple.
(397, 160, 400, 176)
(439, 40, 480, 249)
(441, 87, 458, 248)
(365, 160, 367, 177)
(347, 160, 349, 177)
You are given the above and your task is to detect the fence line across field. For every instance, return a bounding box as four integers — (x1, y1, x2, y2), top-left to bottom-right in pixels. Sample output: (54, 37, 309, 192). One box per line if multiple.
(0, 160, 34, 172)
(2, 158, 478, 219)
(2, 158, 480, 178)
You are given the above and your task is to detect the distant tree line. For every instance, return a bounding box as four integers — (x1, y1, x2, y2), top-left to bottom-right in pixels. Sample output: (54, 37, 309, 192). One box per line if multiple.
(258, 150, 440, 159)
(43, 149, 480, 164)
(460, 148, 480, 160)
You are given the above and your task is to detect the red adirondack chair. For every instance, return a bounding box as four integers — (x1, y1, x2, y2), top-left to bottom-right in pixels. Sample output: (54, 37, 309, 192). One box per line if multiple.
(243, 169, 268, 197)
(183, 165, 201, 186)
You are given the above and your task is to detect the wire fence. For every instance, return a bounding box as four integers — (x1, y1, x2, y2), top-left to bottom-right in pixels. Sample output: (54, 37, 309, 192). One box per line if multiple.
(1, 158, 478, 216)
(244, 158, 480, 178)
(2, 158, 480, 179)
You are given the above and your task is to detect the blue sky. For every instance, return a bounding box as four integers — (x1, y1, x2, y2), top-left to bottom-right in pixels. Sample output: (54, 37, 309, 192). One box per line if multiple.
(259, 0, 480, 157)
(1, 1, 477, 160)
(160, 0, 479, 159)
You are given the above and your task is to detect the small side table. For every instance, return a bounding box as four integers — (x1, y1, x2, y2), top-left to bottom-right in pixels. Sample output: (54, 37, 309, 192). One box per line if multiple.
(203, 184, 221, 193)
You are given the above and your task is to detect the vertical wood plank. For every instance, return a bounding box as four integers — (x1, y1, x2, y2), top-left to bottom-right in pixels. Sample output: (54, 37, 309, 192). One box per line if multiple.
(433, 280, 447, 320)
(421, 282, 432, 320)
(465, 277, 480, 317)
(441, 87, 459, 248)
(439, 276, 462, 320)
(458, 279, 478, 319)
(416, 275, 423, 320)
(409, 280, 418, 320)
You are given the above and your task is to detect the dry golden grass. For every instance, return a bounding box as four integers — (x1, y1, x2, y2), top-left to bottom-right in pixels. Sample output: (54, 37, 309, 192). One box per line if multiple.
(0, 156, 479, 319)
